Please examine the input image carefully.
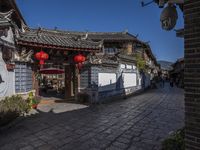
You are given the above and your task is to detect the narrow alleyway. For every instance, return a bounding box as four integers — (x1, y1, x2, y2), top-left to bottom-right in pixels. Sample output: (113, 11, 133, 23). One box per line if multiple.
(0, 83, 184, 150)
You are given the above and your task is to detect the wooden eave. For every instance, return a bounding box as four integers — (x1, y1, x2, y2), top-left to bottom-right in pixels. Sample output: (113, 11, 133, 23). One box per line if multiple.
(10, 0, 27, 25)
(16, 40, 101, 52)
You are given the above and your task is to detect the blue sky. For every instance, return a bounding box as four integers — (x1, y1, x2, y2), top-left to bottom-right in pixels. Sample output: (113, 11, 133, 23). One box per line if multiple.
(16, 0, 184, 62)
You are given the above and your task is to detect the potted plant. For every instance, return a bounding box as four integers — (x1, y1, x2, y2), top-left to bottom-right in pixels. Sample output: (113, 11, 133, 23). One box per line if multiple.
(31, 99, 38, 109)
(27, 92, 40, 109)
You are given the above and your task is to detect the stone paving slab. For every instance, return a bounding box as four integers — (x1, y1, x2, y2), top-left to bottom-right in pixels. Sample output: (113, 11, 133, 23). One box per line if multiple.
(0, 84, 184, 150)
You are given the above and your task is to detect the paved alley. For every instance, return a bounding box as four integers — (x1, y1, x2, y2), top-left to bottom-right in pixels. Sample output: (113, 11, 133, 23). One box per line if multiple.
(0, 84, 184, 150)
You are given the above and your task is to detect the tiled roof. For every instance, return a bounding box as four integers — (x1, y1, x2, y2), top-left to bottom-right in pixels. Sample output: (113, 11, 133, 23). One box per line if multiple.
(30, 29, 138, 41)
(87, 32, 137, 41)
(0, 14, 11, 27)
(16, 28, 102, 51)
(118, 54, 136, 62)
(0, 0, 27, 25)
(17, 28, 139, 51)
(0, 38, 15, 48)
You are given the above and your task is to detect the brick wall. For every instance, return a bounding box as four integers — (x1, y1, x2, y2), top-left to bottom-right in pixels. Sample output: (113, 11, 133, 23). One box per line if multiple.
(184, 1, 200, 149)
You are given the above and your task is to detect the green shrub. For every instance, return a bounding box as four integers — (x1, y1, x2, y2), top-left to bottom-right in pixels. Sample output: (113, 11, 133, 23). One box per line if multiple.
(135, 53, 146, 72)
(162, 128, 185, 150)
(0, 95, 30, 126)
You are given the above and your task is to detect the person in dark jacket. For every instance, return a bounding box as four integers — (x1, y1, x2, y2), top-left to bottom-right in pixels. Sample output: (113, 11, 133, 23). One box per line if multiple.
(170, 78, 174, 87)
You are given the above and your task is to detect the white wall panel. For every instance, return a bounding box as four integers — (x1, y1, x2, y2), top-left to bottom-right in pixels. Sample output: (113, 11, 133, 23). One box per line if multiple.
(0, 50, 15, 99)
(98, 73, 116, 86)
(120, 64, 126, 69)
(123, 73, 137, 88)
(126, 65, 132, 69)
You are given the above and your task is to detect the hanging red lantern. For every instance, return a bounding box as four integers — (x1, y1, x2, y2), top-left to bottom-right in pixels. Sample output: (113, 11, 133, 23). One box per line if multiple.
(73, 54, 86, 70)
(35, 50, 49, 65)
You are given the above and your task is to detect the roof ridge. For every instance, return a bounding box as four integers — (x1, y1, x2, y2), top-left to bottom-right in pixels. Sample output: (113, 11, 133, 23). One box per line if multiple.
(28, 28, 130, 35)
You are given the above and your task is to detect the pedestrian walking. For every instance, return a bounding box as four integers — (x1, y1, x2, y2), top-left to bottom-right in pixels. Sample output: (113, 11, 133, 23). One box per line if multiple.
(159, 76, 163, 88)
(170, 78, 174, 87)
(162, 76, 165, 88)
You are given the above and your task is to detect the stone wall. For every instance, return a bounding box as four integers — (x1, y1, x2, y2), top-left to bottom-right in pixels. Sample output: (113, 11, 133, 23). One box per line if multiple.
(82, 64, 145, 103)
(184, 1, 200, 149)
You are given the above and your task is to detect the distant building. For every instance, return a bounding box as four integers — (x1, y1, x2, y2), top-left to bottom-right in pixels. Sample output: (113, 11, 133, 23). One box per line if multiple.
(78, 31, 156, 102)
(158, 60, 173, 80)
(170, 58, 184, 88)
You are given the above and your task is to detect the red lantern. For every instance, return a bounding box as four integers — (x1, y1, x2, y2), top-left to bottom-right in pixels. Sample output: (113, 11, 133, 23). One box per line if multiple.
(73, 54, 86, 63)
(73, 54, 86, 70)
(35, 50, 49, 65)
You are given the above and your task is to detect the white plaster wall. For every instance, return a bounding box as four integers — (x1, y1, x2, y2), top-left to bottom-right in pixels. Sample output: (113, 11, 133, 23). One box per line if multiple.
(138, 76, 142, 86)
(0, 49, 15, 100)
(126, 65, 132, 69)
(98, 73, 117, 86)
(120, 64, 126, 69)
(1, 27, 14, 44)
(132, 65, 136, 70)
(122, 73, 137, 88)
(98, 73, 116, 91)
(5, 70, 15, 96)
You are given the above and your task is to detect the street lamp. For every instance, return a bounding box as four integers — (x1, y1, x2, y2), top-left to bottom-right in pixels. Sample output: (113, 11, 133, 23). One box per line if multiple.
(159, 0, 183, 31)
(141, 0, 183, 31)
(155, 0, 184, 8)
(160, 4, 178, 31)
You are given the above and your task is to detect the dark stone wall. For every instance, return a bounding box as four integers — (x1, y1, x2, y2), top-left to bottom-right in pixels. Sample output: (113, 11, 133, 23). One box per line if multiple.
(184, 1, 200, 149)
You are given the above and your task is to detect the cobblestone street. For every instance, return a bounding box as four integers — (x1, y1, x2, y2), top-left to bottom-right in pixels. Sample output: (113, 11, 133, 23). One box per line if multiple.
(0, 84, 184, 150)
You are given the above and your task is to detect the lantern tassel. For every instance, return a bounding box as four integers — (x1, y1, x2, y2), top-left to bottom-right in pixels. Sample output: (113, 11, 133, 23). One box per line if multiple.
(40, 60, 44, 65)
(78, 63, 82, 70)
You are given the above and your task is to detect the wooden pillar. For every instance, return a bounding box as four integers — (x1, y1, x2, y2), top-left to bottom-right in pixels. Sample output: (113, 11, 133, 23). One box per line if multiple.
(74, 66, 80, 101)
(64, 65, 72, 99)
(33, 72, 39, 96)
(78, 72, 80, 93)
(184, 1, 200, 149)
(32, 64, 39, 96)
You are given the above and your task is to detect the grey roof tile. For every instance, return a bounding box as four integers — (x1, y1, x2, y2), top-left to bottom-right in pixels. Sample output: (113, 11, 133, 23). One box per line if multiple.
(0, 17, 11, 27)
(17, 28, 102, 50)
(87, 32, 137, 41)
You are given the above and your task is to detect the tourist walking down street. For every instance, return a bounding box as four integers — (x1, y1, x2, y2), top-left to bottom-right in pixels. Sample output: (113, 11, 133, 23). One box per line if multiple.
(162, 76, 165, 88)
(170, 78, 174, 87)
(159, 76, 164, 88)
